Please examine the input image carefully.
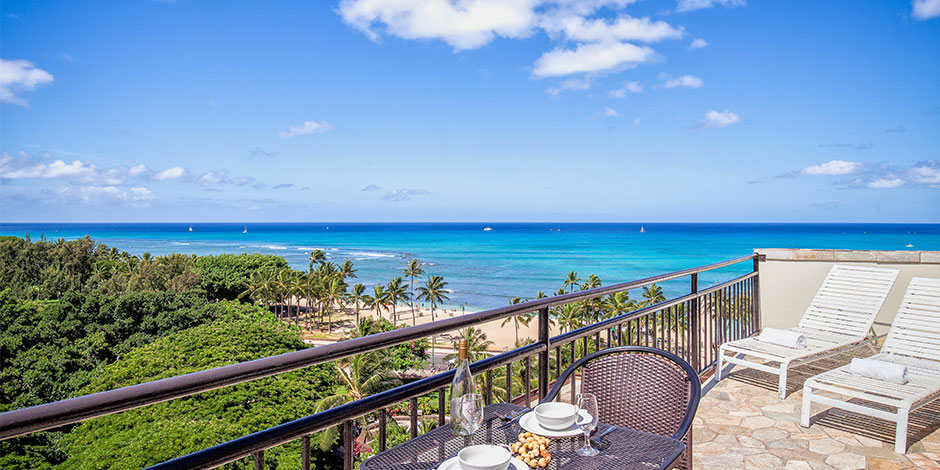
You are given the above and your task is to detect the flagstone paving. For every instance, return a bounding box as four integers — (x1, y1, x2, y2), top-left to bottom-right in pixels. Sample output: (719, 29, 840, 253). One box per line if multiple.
(692, 363, 940, 469)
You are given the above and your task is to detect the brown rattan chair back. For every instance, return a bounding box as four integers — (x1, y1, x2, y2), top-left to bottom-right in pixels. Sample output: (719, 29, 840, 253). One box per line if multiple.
(542, 346, 700, 470)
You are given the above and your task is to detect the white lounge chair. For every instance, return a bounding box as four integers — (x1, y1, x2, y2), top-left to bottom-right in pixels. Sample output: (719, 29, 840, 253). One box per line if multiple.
(801, 277, 940, 453)
(717, 265, 899, 398)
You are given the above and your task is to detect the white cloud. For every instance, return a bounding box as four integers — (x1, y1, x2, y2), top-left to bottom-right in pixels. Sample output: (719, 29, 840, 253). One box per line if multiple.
(545, 77, 593, 96)
(340, 1, 687, 87)
(909, 164, 940, 184)
(868, 178, 904, 189)
(278, 120, 334, 138)
(195, 171, 226, 186)
(603, 107, 618, 117)
(129, 187, 156, 201)
(361, 184, 381, 191)
(912, 0, 940, 20)
(800, 160, 861, 176)
(338, 0, 539, 51)
(533, 41, 654, 77)
(0, 58, 54, 106)
(676, 0, 746, 13)
(609, 80, 643, 98)
(154, 166, 185, 180)
(0, 156, 96, 180)
(540, 14, 683, 43)
(382, 188, 430, 202)
(689, 38, 709, 49)
(662, 75, 703, 88)
(701, 109, 740, 128)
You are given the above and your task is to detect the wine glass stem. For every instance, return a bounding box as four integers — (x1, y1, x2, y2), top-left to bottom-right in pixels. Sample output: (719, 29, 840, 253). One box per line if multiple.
(584, 430, 591, 450)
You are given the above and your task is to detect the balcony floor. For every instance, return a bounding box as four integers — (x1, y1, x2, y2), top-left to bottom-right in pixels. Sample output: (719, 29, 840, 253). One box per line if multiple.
(692, 354, 940, 470)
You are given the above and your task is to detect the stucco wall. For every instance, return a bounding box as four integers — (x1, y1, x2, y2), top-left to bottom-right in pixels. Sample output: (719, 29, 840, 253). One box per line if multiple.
(755, 248, 940, 335)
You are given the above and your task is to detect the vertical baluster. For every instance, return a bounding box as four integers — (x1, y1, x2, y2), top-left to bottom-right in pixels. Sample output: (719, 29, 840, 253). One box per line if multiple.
(438, 388, 446, 427)
(570, 343, 576, 404)
(506, 363, 513, 404)
(617, 323, 623, 346)
(595, 332, 601, 352)
(343, 420, 354, 470)
(302, 435, 310, 470)
(485, 370, 493, 405)
(254, 450, 264, 470)
(379, 408, 387, 452)
(410, 398, 418, 438)
(538, 307, 550, 400)
(524, 357, 531, 408)
(555, 346, 561, 384)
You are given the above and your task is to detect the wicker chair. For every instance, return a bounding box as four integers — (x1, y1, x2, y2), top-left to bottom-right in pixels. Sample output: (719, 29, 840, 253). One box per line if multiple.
(542, 346, 701, 470)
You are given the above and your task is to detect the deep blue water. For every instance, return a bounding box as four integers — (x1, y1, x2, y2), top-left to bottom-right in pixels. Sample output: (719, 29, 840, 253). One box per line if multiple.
(2, 223, 937, 310)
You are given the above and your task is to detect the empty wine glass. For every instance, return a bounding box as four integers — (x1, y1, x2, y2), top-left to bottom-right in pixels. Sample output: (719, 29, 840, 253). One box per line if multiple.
(459, 393, 484, 435)
(576, 393, 599, 457)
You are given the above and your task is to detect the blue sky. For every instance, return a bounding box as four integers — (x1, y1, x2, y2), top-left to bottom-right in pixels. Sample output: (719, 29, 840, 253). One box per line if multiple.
(1, 0, 938, 223)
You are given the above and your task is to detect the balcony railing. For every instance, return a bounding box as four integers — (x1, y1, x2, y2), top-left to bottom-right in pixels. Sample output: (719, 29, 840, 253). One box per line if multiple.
(0, 254, 761, 469)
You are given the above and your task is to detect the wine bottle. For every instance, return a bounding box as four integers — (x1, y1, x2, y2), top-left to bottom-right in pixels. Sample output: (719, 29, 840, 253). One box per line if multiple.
(450, 338, 475, 435)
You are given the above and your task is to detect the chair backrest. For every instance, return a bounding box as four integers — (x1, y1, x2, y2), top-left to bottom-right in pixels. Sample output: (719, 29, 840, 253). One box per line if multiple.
(552, 346, 698, 442)
(881, 277, 940, 362)
(797, 265, 899, 338)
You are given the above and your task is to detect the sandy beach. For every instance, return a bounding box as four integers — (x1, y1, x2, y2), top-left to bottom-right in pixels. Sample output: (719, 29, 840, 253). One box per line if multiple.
(297, 301, 563, 353)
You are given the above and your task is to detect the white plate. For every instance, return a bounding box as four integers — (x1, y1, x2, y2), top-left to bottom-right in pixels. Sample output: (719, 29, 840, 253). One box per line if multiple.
(518, 409, 591, 438)
(437, 456, 530, 470)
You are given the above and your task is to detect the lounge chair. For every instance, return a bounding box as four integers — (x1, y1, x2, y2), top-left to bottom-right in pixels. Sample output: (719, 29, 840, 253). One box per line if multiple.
(717, 265, 899, 398)
(800, 277, 940, 453)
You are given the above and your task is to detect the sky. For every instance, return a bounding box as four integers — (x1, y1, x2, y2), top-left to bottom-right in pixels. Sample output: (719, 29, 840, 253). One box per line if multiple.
(1, 0, 938, 223)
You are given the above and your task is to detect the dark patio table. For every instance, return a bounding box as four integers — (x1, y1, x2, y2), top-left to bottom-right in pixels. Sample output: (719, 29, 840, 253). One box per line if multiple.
(360, 403, 685, 470)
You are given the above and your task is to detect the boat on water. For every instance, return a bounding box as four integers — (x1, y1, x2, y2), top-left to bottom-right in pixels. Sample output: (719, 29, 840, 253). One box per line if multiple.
(188, 225, 193, 232)
(640, 226, 645, 233)
(242, 226, 248, 234)
(483, 227, 492, 231)
(906, 243, 914, 248)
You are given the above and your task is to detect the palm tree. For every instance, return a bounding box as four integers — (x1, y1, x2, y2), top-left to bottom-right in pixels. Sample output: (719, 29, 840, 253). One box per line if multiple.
(386, 277, 408, 324)
(563, 271, 582, 293)
(641, 283, 666, 307)
(350, 283, 366, 325)
(604, 291, 638, 318)
(313, 351, 401, 451)
(322, 276, 347, 334)
(368, 285, 390, 320)
(417, 275, 450, 355)
(555, 303, 582, 334)
(501, 297, 534, 347)
(340, 259, 357, 280)
(308, 249, 326, 272)
(403, 259, 424, 323)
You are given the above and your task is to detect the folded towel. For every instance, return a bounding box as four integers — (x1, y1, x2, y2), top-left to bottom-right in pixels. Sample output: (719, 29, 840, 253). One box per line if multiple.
(757, 327, 807, 349)
(849, 358, 908, 384)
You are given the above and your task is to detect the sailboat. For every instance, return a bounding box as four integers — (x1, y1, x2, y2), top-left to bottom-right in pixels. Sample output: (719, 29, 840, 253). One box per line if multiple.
(242, 226, 248, 234)
(188, 225, 193, 232)
(640, 226, 645, 233)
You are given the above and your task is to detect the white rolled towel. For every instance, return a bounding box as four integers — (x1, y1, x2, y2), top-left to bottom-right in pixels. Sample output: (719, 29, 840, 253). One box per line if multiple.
(849, 358, 908, 384)
(757, 327, 807, 349)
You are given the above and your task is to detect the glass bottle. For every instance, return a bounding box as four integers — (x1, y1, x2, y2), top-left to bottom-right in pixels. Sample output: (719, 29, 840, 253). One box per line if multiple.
(449, 338, 476, 435)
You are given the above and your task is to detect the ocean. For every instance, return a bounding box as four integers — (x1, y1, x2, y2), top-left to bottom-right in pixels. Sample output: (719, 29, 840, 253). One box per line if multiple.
(2, 223, 937, 310)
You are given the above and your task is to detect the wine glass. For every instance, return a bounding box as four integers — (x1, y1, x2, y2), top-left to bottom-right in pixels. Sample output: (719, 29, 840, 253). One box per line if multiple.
(459, 393, 484, 435)
(576, 393, 599, 457)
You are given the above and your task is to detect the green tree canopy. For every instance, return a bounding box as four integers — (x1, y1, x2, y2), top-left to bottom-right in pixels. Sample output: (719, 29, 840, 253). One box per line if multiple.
(194, 253, 288, 301)
(58, 304, 338, 470)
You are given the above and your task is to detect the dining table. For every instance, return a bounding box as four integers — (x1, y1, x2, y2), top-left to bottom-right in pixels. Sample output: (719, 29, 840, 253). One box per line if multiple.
(359, 403, 685, 470)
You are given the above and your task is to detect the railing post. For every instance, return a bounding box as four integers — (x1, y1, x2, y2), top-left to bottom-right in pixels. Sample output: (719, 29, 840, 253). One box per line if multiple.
(537, 307, 550, 400)
(343, 420, 354, 470)
(689, 273, 700, 373)
(301, 435, 310, 470)
(753, 254, 762, 333)
(253, 450, 264, 470)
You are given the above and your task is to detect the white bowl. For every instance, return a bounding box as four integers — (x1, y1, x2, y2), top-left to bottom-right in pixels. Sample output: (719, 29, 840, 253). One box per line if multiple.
(534, 402, 579, 430)
(457, 445, 511, 470)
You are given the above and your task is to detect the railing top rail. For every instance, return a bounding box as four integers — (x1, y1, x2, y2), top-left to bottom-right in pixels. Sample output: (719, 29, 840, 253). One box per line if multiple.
(0, 254, 756, 440)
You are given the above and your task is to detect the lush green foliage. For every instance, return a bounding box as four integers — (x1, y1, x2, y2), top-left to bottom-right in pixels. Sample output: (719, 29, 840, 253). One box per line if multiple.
(194, 253, 288, 301)
(58, 305, 339, 469)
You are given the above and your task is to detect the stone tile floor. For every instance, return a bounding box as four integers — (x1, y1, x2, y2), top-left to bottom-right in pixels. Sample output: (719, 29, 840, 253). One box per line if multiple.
(692, 358, 940, 469)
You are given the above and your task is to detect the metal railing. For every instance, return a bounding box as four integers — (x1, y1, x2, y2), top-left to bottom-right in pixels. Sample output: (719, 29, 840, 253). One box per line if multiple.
(0, 255, 761, 469)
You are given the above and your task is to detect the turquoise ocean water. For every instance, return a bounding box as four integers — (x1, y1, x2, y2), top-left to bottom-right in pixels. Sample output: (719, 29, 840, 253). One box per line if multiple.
(1, 223, 937, 310)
